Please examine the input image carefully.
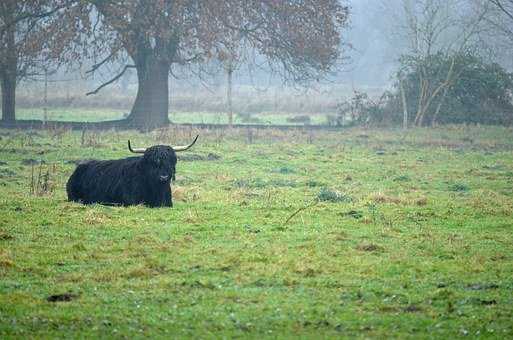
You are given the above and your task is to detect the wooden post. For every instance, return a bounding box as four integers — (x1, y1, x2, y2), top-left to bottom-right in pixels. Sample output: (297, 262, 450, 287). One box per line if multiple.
(400, 79, 408, 130)
(43, 68, 48, 125)
(226, 59, 233, 127)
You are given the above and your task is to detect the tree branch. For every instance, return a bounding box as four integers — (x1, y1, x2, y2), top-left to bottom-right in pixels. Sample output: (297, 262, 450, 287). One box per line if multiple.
(488, 0, 513, 21)
(86, 64, 135, 96)
(85, 47, 122, 74)
(0, 2, 71, 35)
(174, 52, 203, 64)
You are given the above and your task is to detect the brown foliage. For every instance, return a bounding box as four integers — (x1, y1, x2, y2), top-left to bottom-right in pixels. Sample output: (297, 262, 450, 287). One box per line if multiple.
(54, 1, 349, 83)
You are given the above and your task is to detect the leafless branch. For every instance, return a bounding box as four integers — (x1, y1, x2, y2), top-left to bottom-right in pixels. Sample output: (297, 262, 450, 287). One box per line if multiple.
(86, 64, 135, 96)
(86, 47, 123, 74)
(488, 0, 513, 20)
(0, 2, 71, 35)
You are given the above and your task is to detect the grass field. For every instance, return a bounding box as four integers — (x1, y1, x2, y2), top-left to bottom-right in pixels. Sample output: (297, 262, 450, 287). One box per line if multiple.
(1, 124, 512, 338)
(15, 107, 329, 126)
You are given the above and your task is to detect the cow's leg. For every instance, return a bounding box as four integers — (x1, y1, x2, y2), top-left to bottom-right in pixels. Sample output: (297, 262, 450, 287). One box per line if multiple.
(149, 187, 172, 207)
(164, 186, 172, 207)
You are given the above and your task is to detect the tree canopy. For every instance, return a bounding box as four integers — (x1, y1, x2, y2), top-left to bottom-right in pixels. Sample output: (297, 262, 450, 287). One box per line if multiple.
(0, 0, 62, 121)
(48, 0, 349, 127)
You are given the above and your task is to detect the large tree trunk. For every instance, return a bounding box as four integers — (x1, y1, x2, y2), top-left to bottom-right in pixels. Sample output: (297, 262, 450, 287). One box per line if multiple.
(0, 75, 16, 122)
(126, 57, 170, 129)
(0, 8, 17, 123)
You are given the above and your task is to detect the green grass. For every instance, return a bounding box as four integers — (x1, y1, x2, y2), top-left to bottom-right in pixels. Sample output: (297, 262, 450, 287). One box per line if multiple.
(16, 107, 127, 122)
(1, 124, 513, 338)
(15, 107, 328, 125)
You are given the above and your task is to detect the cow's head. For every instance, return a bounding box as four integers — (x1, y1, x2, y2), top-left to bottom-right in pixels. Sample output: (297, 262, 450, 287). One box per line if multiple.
(127, 135, 198, 184)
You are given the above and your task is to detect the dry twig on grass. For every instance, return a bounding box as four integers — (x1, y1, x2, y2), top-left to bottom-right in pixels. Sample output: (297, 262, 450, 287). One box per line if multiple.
(284, 200, 320, 225)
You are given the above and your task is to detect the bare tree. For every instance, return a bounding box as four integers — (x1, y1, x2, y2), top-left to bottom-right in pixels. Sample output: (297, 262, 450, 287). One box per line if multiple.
(392, 0, 489, 126)
(488, 0, 513, 19)
(485, 0, 513, 51)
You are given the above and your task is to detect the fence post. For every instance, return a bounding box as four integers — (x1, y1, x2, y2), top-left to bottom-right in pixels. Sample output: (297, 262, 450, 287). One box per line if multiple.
(43, 68, 48, 125)
(400, 79, 408, 130)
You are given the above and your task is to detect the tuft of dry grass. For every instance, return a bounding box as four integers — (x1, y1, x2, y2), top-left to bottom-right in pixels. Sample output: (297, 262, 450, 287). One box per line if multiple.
(414, 197, 428, 206)
(0, 250, 14, 268)
(83, 211, 112, 225)
(0, 259, 15, 268)
(370, 192, 403, 204)
(172, 186, 187, 202)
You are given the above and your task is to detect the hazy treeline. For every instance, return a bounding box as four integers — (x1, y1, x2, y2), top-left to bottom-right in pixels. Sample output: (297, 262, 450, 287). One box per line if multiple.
(4, 0, 513, 125)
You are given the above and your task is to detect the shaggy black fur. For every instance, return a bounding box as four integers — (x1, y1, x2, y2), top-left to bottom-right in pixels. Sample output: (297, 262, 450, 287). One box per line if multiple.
(66, 145, 177, 207)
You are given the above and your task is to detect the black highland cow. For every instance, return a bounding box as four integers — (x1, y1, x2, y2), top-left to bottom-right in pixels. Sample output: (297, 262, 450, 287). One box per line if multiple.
(66, 135, 198, 207)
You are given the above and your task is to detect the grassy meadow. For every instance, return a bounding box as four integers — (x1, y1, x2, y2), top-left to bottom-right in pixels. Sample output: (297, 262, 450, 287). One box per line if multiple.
(15, 107, 330, 126)
(0, 124, 513, 338)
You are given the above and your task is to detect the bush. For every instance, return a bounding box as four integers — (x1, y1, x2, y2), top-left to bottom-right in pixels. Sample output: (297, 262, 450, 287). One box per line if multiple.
(343, 53, 513, 127)
(335, 90, 396, 127)
(317, 188, 352, 203)
(398, 53, 513, 126)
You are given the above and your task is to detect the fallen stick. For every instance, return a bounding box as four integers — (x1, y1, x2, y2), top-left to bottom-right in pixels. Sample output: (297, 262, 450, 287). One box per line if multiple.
(284, 200, 319, 225)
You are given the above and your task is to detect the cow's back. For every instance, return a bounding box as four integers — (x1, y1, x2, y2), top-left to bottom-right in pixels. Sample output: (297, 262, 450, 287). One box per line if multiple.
(66, 158, 141, 205)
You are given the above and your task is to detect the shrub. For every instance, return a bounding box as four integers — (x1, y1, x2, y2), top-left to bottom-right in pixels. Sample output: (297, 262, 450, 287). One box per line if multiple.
(397, 53, 513, 126)
(335, 90, 395, 127)
(449, 183, 469, 192)
(343, 53, 513, 126)
(317, 187, 352, 203)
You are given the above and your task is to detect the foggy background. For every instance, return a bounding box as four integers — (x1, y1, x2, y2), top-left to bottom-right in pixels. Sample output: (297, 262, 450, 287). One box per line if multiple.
(11, 0, 513, 119)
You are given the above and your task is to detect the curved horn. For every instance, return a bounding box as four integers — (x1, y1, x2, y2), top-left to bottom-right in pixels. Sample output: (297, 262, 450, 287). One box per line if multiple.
(172, 135, 199, 152)
(127, 140, 146, 154)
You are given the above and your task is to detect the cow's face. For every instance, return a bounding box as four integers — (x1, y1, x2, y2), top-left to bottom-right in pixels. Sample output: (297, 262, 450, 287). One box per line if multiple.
(141, 146, 177, 184)
(128, 135, 197, 187)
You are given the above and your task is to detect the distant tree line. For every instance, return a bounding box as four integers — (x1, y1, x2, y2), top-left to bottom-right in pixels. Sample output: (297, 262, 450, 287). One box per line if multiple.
(3, 0, 513, 128)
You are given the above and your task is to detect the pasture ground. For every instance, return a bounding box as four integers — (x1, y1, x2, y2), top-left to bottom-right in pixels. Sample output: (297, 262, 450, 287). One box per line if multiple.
(0, 124, 512, 338)
(15, 107, 329, 126)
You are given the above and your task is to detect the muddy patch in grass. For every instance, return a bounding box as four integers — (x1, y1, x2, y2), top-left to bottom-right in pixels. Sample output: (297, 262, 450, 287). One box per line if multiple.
(466, 283, 499, 290)
(47, 293, 79, 302)
(403, 304, 423, 313)
(356, 243, 383, 252)
(449, 183, 469, 192)
(460, 297, 498, 306)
